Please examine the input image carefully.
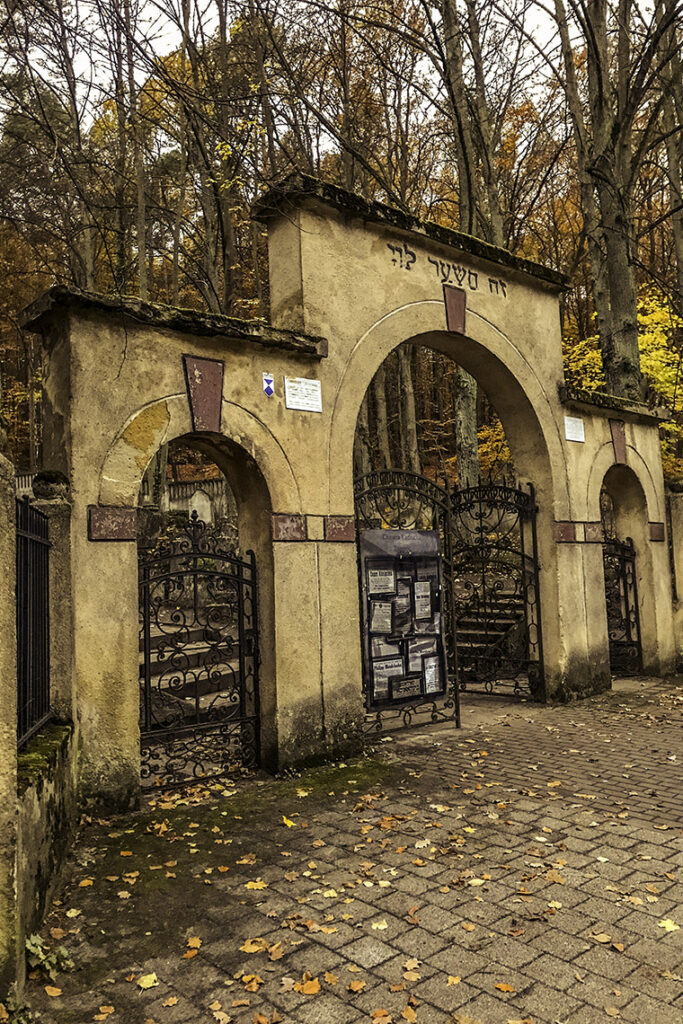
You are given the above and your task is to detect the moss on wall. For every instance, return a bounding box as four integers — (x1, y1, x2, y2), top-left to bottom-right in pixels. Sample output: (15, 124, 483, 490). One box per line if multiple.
(17, 724, 72, 797)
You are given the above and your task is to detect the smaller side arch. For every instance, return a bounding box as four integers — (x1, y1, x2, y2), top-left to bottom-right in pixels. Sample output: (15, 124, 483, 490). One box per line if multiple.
(598, 462, 674, 675)
(98, 394, 302, 513)
(586, 442, 663, 523)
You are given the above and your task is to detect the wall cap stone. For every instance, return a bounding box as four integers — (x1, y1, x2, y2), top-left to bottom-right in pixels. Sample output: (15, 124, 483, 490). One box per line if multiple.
(559, 384, 669, 423)
(254, 172, 570, 292)
(19, 285, 328, 360)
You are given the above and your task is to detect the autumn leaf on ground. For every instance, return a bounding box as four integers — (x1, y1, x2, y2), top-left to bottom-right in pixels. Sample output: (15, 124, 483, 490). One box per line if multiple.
(44, 986, 62, 998)
(137, 973, 159, 989)
(371, 919, 388, 930)
(294, 972, 320, 995)
(324, 971, 338, 985)
(605, 1008, 620, 1018)
(448, 976, 461, 985)
(268, 942, 284, 960)
(658, 919, 680, 932)
(242, 973, 263, 992)
(78, 878, 93, 887)
(182, 948, 198, 959)
(348, 979, 366, 992)
(163, 997, 179, 1007)
(592, 932, 611, 943)
(245, 879, 268, 890)
(402, 1007, 417, 1022)
(241, 937, 268, 953)
(187, 936, 202, 949)
(495, 983, 515, 993)
(282, 815, 296, 828)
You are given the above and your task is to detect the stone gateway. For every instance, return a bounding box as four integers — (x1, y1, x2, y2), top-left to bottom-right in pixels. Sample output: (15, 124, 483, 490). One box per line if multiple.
(21, 173, 675, 808)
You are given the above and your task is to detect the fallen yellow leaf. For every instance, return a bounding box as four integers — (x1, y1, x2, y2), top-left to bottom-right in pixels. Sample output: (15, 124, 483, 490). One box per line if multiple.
(240, 937, 268, 953)
(163, 997, 178, 1007)
(187, 936, 202, 949)
(658, 919, 680, 932)
(447, 976, 461, 986)
(137, 973, 159, 989)
(245, 879, 268, 890)
(282, 815, 296, 828)
(45, 986, 62, 998)
(495, 983, 515, 993)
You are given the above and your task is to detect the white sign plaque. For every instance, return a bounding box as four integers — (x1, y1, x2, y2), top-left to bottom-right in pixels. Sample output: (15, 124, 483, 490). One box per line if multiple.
(564, 415, 585, 443)
(285, 376, 322, 413)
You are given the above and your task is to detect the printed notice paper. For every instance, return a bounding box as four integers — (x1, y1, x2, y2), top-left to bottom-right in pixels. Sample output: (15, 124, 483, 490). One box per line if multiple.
(414, 580, 431, 619)
(370, 601, 393, 634)
(368, 568, 396, 594)
(564, 415, 585, 443)
(284, 377, 323, 412)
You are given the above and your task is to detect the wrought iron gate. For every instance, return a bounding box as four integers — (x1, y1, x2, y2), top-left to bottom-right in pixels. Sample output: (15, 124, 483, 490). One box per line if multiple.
(138, 512, 259, 789)
(354, 470, 545, 726)
(602, 537, 642, 675)
(451, 483, 544, 698)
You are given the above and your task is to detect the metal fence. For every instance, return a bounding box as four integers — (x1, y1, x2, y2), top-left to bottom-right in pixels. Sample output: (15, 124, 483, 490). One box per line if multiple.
(16, 496, 51, 749)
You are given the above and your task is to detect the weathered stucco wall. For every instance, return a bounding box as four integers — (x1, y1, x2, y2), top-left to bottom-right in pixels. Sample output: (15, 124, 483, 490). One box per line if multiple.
(15, 726, 78, 992)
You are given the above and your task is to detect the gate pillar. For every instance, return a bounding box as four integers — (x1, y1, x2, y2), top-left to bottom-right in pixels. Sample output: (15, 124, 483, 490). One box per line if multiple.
(73, 507, 140, 808)
(546, 536, 611, 697)
(272, 528, 363, 767)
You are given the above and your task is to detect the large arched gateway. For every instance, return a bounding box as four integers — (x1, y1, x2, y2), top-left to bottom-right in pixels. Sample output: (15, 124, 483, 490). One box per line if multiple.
(22, 173, 675, 804)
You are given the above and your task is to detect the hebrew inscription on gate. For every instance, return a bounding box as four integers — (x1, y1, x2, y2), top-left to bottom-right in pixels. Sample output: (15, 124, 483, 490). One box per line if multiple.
(386, 241, 508, 297)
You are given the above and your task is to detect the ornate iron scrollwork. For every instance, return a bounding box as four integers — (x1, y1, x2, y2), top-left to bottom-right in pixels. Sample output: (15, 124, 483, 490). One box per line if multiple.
(138, 512, 259, 789)
(354, 472, 545, 728)
(602, 537, 642, 675)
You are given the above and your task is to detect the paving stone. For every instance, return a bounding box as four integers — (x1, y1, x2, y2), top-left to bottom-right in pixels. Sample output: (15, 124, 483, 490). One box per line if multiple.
(620, 991, 683, 1023)
(342, 935, 397, 968)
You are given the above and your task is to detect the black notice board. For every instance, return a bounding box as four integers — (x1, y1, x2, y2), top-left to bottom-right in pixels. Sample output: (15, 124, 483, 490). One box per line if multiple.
(359, 529, 448, 708)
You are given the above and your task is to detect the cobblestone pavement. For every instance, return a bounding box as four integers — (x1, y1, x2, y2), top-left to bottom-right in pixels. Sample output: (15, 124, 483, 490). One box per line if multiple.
(24, 678, 683, 1024)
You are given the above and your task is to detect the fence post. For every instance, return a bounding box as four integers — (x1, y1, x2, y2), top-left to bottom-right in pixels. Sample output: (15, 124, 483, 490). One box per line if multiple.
(0, 453, 18, 997)
(32, 475, 73, 722)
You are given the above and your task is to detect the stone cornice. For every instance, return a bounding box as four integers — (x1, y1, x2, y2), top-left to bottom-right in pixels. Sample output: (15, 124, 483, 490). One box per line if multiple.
(20, 285, 328, 359)
(253, 172, 570, 292)
(559, 384, 669, 423)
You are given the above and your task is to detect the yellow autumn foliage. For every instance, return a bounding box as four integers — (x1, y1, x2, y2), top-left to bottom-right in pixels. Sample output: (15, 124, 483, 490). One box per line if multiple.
(563, 290, 683, 481)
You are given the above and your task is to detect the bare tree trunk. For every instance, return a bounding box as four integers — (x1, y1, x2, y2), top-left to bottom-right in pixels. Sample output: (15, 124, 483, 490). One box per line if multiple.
(373, 363, 391, 469)
(123, 0, 147, 299)
(398, 346, 421, 475)
(453, 367, 478, 485)
(354, 394, 371, 477)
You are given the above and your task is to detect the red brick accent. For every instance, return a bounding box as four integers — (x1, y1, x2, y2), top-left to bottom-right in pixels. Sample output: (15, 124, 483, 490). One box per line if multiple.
(583, 522, 604, 543)
(649, 521, 665, 542)
(324, 516, 356, 542)
(554, 521, 576, 542)
(272, 514, 307, 541)
(88, 506, 137, 541)
(609, 419, 627, 464)
(443, 285, 466, 334)
(183, 355, 224, 432)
